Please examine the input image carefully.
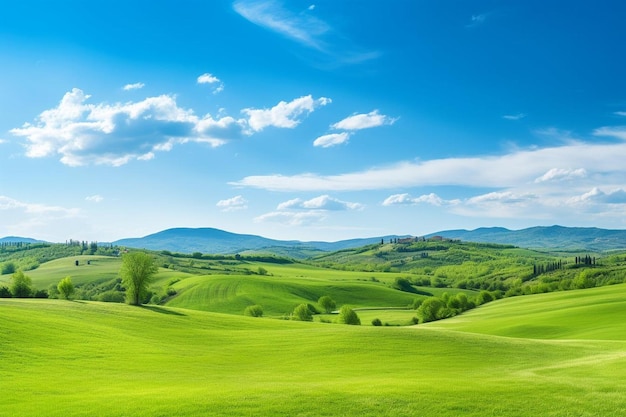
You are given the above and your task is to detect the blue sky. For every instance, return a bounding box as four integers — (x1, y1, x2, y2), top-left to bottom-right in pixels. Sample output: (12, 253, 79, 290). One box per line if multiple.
(2, 0, 626, 243)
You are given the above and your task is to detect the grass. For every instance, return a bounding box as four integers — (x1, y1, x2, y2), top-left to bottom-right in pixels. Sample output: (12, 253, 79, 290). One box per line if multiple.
(2, 287, 626, 416)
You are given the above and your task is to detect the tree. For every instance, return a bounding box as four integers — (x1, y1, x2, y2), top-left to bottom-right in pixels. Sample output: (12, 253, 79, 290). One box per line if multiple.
(318, 295, 336, 313)
(120, 252, 158, 305)
(57, 276, 75, 300)
(10, 270, 33, 298)
(291, 303, 313, 321)
(416, 297, 444, 323)
(337, 305, 361, 325)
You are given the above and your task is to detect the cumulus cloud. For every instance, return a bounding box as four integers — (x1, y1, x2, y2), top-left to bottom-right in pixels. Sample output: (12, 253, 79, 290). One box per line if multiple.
(10, 88, 325, 166)
(534, 168, 587, 183)
(123, 82, 145, 91)
(197, 73, 224, 94)
(313, 132, 351, 148)
(216, 195, 248, 211)
(242, 95, 330, 132)
(331, 110, 397, 131)
(568, 188, 626, 205)
(277, 195, 363, 211)
(85, 195, 104, 203)
(382, 193, 452, 207)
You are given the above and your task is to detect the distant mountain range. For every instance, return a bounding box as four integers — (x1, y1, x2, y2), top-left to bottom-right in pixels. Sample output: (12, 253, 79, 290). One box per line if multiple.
(0, 236, 44, 244)
(3, 225, 626, 255)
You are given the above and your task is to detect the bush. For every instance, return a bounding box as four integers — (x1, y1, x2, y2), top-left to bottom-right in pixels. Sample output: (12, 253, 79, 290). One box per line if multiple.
(475, 290, 495, 305)
(244, 304, 264, 317)
(337, 305, 361, 325)
(0, 286, 11, 298)
(1, 261, 16, 275)
(318, 295, 336, 313)
(371, 318, 382, 326)
(57, 276, 75, 300)
(96, 290, 125, 303)
(291, 303, 313, 321)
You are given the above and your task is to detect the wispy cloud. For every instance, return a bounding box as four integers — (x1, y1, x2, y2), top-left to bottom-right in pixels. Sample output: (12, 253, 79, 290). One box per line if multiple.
(593, 126, 626, 141)
(466, 13, 489, 28)
(233, 0, 329, 50)
(503, 113, 526, 121)
(382, 193, 454, 207)
(313, 132, 351, 148)
(256, 194, 362, 227)
(197, 73, 224, 94)
(614, 111, 626, 117)
(233, 0, 379, 65)
(255, 210, 327, 226)
(231, 139, 626, 192)
(331, 110, 397, 131)
(216, 195, 248, 211)
(534, 168, 587, 183)
(85, 195, 104, 203)
(123, 82, 145, 91)
(243, 95, 330, 132)
(0, 195, 80, 238)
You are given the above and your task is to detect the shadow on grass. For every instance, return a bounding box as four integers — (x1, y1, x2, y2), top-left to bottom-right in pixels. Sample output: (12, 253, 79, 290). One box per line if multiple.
(140, 305, 187, 316)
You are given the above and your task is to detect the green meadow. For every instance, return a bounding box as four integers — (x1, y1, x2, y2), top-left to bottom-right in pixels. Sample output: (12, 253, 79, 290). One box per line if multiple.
(2, 284, 626, 416)
(2, 244, 626, 415)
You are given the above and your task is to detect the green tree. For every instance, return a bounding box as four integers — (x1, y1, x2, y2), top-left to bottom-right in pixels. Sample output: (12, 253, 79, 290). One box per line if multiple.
(244, 304, 264, 317)
(10, 270, 33, 298)
(1, 261, 16, 275)
(120, 252, 158, 306)
(337, 305, 361, 325)
(318, 295, 336, 313)
(57, 276, 75, 300)
(291, 303, 313, 321)
(416, 297, 444, 323)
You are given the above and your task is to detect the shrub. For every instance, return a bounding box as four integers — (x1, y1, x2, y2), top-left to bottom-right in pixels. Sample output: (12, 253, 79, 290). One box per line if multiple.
(244, 304, 264, 317)
(96, 290, 125, 303)
(57, 276, 75, 300)
(1, 261, 16, 275)
(0, 286, 11, 298)
(318, 295, 336, 313)
(291, 303, 313, 321)
(371, 318, 382, 326)
(476, 290, 495, 305)
(337, 305, 361, 325)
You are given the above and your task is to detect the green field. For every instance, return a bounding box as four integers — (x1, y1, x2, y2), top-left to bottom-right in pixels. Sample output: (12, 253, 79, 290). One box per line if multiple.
(2, 283, 626, 416)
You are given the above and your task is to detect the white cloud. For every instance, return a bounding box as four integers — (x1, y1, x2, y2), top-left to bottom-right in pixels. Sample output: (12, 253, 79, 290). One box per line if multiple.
(331, 110, 397, 131)
(233, 0, 330, 50)
(243, 95, 331, 132)
(123, 82, 145, 91)
(12, 88, 319, 166)
(614, 111, 626, 117)
(233, 0, 379, 65)
(231, 139, 626, 192)
(593, 126, 626, 141)
(534, 168, 587, 183)
(313, 132, 351, 148)
(277, 195, 363, 211)
(568, 188, 626, 205)
(503, 113, 526, 121)
(85, 195, 104, 203)
(382, 193, 452, 207)
(0, 195, 80, 237)
(197, 73, 224, 94)
(216, 195, 248, 211)
(254, 210, 327, 226)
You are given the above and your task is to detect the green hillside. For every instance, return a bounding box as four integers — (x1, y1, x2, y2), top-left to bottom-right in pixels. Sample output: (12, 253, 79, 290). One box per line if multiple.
(2, 295, 625, 416)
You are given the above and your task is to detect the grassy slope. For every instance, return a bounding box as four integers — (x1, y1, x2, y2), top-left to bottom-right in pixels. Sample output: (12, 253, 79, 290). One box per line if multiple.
(2, 289, 626, 416)
(423, 283, 626, 340)
(165, 262, 476, 316)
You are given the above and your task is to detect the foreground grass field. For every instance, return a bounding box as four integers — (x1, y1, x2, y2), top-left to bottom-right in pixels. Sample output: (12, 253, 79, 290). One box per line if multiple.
(2, 284, 626, 416)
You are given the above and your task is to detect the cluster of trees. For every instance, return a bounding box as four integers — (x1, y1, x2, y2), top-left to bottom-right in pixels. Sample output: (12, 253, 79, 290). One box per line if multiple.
(287, 295, 360, 325)
(0, 270, 70, 299)
(414, 290, 496, 323)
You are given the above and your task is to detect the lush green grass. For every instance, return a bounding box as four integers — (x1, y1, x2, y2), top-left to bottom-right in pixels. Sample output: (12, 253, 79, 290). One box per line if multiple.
(1, 297, 625, 416)
(423, 283, 626, 340)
